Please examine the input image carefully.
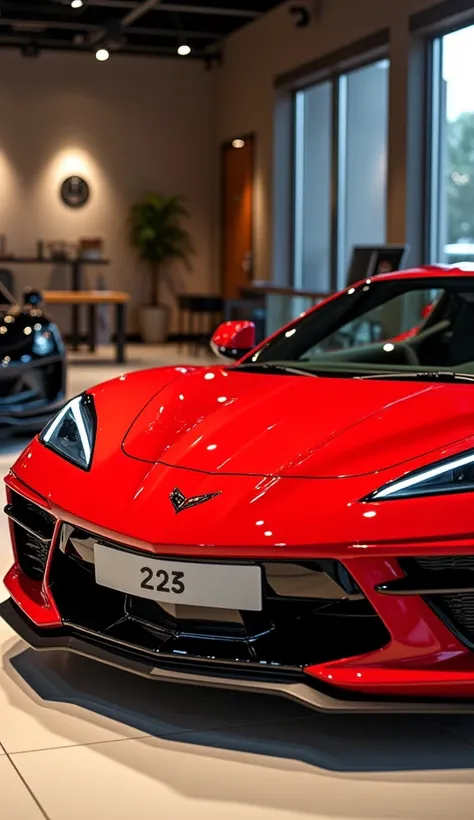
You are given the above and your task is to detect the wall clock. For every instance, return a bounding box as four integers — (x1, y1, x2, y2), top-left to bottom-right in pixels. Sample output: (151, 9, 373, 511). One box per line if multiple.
(60, 176, 90, 208)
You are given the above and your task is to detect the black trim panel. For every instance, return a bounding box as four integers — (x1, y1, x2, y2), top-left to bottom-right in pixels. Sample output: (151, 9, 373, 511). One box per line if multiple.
(5, 598, 474, 714)
(376, 571, 474, 596)
(4, 504, 51, 545)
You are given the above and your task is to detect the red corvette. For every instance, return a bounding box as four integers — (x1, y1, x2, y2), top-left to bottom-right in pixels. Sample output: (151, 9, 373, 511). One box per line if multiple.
(6, 264, 474, 713)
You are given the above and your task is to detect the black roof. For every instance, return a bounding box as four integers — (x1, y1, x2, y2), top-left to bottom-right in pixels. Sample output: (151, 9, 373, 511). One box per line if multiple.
(0, 0, 284, 63)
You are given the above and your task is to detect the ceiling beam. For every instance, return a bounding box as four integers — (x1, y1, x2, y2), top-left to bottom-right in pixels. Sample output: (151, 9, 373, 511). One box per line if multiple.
(0, 35, 207, 57)
(119, 0, 164, 26)
(3, 19, 98, 33)
(87, 0, 164, 46)
(1, 17, 221, 39)
(129, 24, 223, 37)
(86, 0, 260, 18)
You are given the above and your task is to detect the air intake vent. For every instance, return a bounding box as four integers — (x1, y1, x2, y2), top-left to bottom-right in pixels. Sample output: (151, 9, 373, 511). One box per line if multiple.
(433, 591, 474, 645)
(6, 493, 56, 581)
(411, 555, 474, 572)
(400, 556, 474, 646)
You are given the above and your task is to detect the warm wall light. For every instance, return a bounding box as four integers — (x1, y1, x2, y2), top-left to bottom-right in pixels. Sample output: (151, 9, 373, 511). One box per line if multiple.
(71, 0, 84, 7)
(51, 149, 92, 178)
(232, 139, 245, 148)
(95, 47, 110, 61)
(177, 44, 191, 56)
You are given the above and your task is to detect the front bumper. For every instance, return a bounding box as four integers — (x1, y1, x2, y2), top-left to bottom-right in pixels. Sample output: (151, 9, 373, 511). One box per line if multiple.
(6, 476, 474, 709)
(5, 597, 474, 714)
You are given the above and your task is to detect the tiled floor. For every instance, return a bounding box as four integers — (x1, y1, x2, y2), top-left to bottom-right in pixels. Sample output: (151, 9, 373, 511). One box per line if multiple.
(2, 345, 474, 819)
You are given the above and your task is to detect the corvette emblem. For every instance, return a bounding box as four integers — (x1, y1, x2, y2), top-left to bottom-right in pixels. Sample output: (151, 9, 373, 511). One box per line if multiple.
(169, 487, 221, 514)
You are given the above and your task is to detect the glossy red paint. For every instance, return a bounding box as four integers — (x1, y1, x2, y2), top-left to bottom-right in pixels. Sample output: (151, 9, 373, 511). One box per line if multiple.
(211, 319, 256, 354)
(6, 265, 474, 704)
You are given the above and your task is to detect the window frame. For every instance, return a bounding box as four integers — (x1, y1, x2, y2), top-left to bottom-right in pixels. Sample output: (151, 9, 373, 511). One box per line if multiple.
(290, 48, 390, 295)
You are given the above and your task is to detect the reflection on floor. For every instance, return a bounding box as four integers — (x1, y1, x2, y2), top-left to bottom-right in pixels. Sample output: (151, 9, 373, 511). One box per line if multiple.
(1, 345, 474, 819)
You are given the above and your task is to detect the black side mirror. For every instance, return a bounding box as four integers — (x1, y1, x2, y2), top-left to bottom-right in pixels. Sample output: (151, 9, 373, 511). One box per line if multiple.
(23, 288, 43, 306)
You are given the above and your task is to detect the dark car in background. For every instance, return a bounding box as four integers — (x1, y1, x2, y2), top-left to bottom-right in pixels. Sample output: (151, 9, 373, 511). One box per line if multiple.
(0, 287, 66, 435)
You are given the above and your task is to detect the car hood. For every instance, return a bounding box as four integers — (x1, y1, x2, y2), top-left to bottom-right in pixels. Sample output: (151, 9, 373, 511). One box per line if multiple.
(121, 368, 474, 478)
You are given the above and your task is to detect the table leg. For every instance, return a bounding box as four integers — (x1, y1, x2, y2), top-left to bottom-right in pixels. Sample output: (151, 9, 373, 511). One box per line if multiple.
(177, 304, 183, 352)
(71, 260, 82, 352)
(116, 303, 126, 364)
(195, 312, 203, 355)
(71, 305, 80, 351)
(72, 260, 81, 290)
(88, 304, 97, 352)
(190, 310, 196, 355)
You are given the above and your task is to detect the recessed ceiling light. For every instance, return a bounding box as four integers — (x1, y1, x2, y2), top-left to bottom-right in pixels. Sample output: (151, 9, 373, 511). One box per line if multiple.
(95, 47, 110, 61)
(232, 138, 245, 148)
(71, 0, 84, 7)
(177, 44, 191, 56)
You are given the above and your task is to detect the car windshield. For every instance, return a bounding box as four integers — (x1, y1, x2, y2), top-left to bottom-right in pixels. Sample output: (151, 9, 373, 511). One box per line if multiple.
(236, 276, 474, 382)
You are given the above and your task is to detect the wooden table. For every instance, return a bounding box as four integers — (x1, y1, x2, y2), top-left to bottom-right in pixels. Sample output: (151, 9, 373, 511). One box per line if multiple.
(0, 257, 110, 348)
(43, 290, 130, 364)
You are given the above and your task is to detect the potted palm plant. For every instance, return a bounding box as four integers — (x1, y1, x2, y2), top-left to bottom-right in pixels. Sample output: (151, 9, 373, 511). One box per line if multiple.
(130, 193, 194, 343)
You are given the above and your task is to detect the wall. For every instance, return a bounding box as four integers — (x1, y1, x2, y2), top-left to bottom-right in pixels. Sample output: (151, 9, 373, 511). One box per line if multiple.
(214, 0, 448, 283)
(0, 50, 215, 335)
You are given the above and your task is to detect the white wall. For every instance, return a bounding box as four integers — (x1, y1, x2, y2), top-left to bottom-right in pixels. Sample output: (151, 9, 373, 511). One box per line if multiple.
(0, 50, 215, 334)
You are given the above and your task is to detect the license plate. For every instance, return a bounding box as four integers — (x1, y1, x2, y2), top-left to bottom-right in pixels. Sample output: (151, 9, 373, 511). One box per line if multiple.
(93, 544, 263, 611)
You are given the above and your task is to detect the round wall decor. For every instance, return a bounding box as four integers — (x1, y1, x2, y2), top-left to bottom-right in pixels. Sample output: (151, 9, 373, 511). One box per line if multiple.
(60, 176, 90, 208)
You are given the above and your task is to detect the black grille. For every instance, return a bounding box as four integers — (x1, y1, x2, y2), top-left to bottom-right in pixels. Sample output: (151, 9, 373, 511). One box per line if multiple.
(46, 526, 390, 674)
(411, 555, 474, 572)
(400, 556, 474, 646)
(7, 493, 56, 581)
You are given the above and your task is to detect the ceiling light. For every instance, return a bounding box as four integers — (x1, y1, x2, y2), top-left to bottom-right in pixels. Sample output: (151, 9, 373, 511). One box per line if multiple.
(95, 47, 110, 61)
(71, 0, 84, 7)
(177, 44, 191, 56)
(232, 138, 245, 149)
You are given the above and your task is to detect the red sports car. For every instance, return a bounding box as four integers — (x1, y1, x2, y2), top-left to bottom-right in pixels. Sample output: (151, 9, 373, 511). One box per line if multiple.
(5, 264, 474, 713)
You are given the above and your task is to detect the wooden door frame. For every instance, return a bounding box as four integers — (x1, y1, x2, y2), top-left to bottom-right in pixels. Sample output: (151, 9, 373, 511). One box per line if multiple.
(220, 132, 256, 298)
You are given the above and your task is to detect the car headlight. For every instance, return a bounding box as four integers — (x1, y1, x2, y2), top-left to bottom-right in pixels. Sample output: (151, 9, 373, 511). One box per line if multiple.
(366, 449, 474, 500)
(32, 329, 56, 356)
(40, 394, 96, 470)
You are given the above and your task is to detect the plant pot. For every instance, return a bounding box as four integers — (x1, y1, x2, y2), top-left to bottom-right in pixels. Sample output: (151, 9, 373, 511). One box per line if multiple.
(139, 304, 169, 344)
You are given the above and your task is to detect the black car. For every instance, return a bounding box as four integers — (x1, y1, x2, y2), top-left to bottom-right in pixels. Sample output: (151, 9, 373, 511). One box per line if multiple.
(0, 287, 66, 435)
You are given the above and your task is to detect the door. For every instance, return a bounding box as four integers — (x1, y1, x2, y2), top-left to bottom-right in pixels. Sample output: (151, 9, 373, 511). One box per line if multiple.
(221, 136, 254, 299)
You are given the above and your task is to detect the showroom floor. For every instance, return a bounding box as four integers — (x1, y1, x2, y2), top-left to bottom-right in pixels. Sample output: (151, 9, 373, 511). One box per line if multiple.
(1, 345, 474, 819)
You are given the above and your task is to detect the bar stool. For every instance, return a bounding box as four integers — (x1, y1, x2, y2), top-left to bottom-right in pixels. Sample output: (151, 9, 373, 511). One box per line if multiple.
(177, 294, 224, 354)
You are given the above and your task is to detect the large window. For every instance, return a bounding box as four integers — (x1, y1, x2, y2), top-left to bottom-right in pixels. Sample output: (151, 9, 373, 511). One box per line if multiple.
(293, 82, 332, 292)
(337, 60, 389, 285)
(293, 58, 389, 293)
(430, 24, 474, 264)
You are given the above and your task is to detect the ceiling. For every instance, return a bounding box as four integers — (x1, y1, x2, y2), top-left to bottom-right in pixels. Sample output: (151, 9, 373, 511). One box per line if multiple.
(0, 0, 284, 63)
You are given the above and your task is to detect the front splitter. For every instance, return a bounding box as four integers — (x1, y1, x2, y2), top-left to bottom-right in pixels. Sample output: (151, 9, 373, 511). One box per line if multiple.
(3, 597, 474, 714)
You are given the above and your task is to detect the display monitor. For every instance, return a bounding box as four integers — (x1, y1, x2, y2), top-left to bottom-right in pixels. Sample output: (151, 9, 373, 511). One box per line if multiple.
(346, 245, 410, 287)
